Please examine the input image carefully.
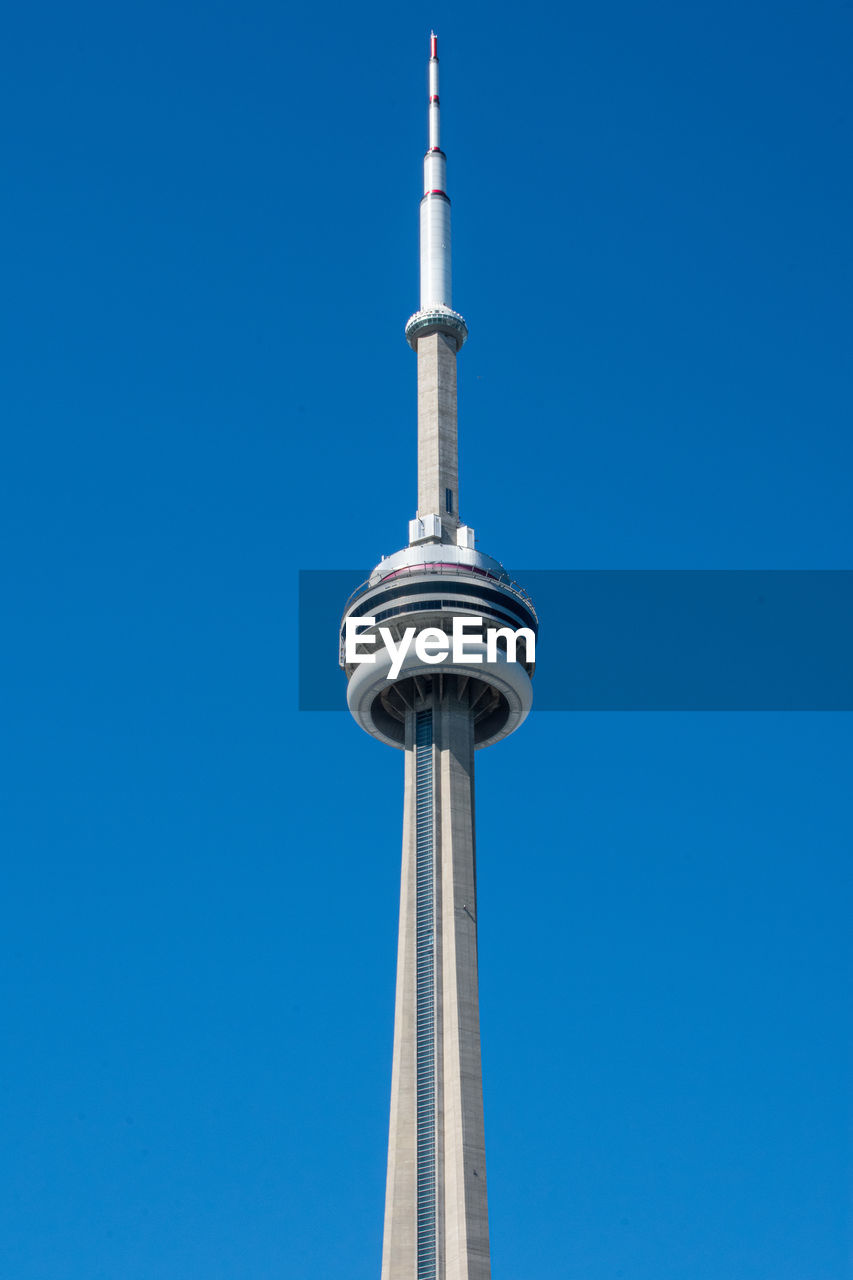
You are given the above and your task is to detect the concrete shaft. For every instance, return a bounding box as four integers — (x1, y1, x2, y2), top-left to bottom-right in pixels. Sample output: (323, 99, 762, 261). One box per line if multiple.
(381, 687, 490, 1280)
(417, 331, 460, 537)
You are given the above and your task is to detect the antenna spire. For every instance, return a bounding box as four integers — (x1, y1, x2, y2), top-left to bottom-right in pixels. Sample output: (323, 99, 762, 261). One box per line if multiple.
(420, 31, 449, 309)
(429, 32, 440, 152)
(403, 35, 469, 542)
(405, 32, 467, 350)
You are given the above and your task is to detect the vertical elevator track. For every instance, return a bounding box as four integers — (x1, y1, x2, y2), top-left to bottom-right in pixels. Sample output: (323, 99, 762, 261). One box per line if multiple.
(415, 708, 437, 1279)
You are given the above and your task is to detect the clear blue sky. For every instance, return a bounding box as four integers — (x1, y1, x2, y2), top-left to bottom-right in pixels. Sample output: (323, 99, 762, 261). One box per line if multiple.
(3, 2, 851, 1277)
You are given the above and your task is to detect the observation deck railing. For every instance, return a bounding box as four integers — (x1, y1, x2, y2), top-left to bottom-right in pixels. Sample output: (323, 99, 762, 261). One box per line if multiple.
(341, 560, 538, 622)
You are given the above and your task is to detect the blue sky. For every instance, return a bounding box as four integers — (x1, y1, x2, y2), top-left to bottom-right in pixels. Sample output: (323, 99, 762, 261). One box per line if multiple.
(2, 1, 851, 1277)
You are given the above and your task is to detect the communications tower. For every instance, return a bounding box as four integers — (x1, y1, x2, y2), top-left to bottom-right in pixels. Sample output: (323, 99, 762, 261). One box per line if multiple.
(340, 34, 537, 1280)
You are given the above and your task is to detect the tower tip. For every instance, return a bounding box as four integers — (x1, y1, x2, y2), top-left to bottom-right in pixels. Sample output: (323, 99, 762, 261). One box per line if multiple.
(430, 32, 438, 59)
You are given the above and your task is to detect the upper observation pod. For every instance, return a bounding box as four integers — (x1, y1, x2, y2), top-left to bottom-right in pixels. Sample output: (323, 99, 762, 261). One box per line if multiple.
(405, 32, 468, 351)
